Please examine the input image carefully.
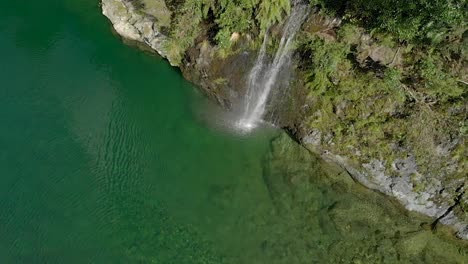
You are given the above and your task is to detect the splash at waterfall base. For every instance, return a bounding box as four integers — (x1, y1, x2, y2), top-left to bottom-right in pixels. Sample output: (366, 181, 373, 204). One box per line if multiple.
(102, 0, 468, 240)
(182, 31, 308, 134)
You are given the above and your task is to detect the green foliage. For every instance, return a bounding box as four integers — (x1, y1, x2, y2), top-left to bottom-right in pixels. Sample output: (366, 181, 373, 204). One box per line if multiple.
(299, 26, 465, 181)
(256, 0, 291, 34)
(300, 33, 414, 166)
(211, 0, 292, 46)
(165, 0, 210, 64)
(166, 0, 292, 62)
(214, 0, 258, 48)
(418, 55, 465, 101)
(314, 0, 466, 43)
(337, 24, 362, 45)
(302, 36, 350, 95)
(460, 119, 468, 136)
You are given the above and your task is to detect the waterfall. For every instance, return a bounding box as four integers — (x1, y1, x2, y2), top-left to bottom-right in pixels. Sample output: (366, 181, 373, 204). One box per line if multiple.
(237, 1, 309, 132)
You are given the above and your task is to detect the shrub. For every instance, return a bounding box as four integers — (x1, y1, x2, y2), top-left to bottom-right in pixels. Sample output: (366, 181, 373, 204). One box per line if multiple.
(301, 36, 350, 95)
(418, 55, 464, 101)
(312, 0, 466, 43)
(256, 0, 291, 34)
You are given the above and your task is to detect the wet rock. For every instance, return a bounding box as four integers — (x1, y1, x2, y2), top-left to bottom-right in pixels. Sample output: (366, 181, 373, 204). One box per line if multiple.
(180, 42, 254, 109)
(101, 0, 468, 240)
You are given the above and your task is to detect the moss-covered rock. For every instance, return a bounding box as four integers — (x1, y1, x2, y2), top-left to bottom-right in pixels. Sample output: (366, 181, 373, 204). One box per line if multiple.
(101, 0, 468, 240)
(261, 133, 468, 262)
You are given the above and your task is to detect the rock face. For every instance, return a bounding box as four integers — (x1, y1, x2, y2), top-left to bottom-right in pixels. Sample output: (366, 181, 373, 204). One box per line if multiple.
(102, 0, 175, 65)
(261, 133, 468, 262)
(301, 138, 468, 240)
(180, 41, 255, 109)
(101, 0, 468, 240)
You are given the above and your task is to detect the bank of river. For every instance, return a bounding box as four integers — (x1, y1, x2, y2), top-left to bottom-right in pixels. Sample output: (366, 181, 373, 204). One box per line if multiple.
(0, 0, 466, 263)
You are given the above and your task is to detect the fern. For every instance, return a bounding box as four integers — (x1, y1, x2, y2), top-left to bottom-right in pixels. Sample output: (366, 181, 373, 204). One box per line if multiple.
(256, 0, 291, 34)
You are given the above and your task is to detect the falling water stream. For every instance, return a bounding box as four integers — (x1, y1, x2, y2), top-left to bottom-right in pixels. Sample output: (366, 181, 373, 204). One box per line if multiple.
(1, 0, 467, 263)
(237, 1, 309, 132)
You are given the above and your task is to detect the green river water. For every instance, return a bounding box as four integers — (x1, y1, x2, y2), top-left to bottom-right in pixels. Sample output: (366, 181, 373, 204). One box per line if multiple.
(0, 0, 467, 263)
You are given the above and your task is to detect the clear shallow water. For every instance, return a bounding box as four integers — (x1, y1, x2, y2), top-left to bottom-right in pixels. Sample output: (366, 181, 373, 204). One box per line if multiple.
(0, 0, 467, 263)
(0, 1, 276, 262)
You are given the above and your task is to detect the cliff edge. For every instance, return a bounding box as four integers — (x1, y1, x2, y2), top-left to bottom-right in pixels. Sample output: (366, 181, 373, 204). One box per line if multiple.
(102, 0, 467, 240)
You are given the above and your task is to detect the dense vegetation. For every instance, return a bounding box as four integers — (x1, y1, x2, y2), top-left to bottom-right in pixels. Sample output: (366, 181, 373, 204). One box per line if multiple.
(126, 0, 466, 225)
(312, 0, 466, 43)
(161, 0, 292, 62)
(158, 0, 466, 62)
(136, 0, 466, 179)
(294, 0, 466, 178)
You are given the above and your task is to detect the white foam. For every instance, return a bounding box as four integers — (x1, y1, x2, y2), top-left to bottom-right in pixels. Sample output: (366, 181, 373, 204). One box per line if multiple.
(236, 2, 309, 133)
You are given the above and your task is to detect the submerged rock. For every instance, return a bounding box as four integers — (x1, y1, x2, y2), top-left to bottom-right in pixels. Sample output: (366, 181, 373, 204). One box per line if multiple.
(262, 133, 468, 262)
